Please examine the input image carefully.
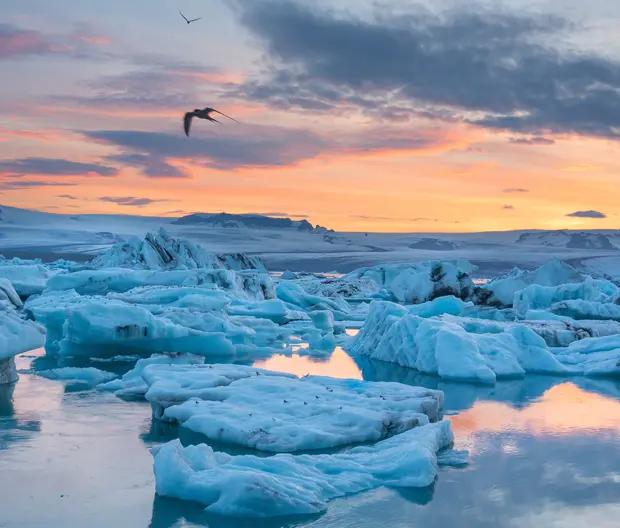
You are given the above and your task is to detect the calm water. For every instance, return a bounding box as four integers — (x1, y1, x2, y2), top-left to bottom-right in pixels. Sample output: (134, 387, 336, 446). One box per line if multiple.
(2, 346, 620, 528)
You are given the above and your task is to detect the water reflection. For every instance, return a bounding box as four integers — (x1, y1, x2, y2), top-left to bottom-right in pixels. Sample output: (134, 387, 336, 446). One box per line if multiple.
(3, 346, 620, 527)
(254, 347, 363, 380)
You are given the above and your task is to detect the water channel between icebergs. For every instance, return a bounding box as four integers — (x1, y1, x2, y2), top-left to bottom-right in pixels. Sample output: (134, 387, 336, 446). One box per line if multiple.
(2, 341, 620, 528)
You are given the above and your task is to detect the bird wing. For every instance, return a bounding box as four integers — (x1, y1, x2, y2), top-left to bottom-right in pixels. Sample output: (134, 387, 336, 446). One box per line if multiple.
(188, 17, 202, 22)
(212, 108, 240, 123)
(178, 10, 189, 22)
(183, 112, 194, 136)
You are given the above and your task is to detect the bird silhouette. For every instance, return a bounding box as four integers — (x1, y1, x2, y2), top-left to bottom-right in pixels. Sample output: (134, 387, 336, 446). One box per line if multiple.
(183, 107, 240, 136)
(179, 10, 201, 24)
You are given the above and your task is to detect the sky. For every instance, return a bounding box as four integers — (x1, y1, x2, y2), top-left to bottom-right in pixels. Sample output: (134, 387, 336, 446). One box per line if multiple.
(1, 0, 620, 232)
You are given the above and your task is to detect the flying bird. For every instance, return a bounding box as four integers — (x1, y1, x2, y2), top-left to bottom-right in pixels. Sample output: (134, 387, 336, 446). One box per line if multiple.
(179, 10, 201, 24)
(183, 107, 240, 136)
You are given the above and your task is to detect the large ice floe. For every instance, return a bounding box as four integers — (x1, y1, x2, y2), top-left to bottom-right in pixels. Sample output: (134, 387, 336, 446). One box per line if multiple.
(148, 369, 442, 451)
(152, 420, 458, 518)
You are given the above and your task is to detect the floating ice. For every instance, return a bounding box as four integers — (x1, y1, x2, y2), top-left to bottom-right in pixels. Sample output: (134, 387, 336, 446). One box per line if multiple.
(479, 260, 602, 307)
(36, 367, 117, 386)
(228, 299, 308, 325)
(140, 363, 296, 417)
(45, 268, 274, 301)
(345, 261, 475, 304)
(0, 264, 63, 297)
(55, 302, 238, 358)
(549, 300, 620, 322)
(0, 278, 22, 309)
(160, 373, 444, 452)
(152, 420, 456, 518)
(98, 353, 205, 397)
(348, 301, 569, 383)
(513, 277, 617, 315)
(554, 335, 620, 376)
(0, 310, 45, 361)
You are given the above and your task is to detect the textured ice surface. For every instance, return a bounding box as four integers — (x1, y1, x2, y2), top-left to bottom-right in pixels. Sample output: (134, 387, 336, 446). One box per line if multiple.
(228, 299, 308, 324)
(98, 353, 205, 397)
(554, 335, 620, 377)
(141, 363, 297, 416)
(480, 260, 598, 307)
(90, 228, 266, 271)
(0, 278, 22, 309)
(350, 301, 620, 380)
(0, 264, 63, 297)
(45, 268, 274, 300)
(0, 310, 45, 360)
(345, 260, 475, 304)
(549, 300, 620, 321)
(158, 373, 444, 451)
(152, 420, 456, 518)
(348, 302, 568, 383)
(36, 367, 117, 386)
(513, 277, 616, 315)
(25, 285, 291, 359)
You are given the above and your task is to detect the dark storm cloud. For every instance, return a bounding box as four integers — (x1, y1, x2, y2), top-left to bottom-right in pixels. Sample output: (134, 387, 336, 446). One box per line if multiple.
(566, 210, 607, 218)
(230, 0, 620, 139)
(86, 128, 330, 171)
(108, 153, 189, 179)
(0, 157, 118, 177)
(83, 125, 451, 172)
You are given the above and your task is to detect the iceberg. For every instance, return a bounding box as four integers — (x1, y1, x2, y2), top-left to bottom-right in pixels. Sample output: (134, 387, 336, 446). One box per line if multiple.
(0, 264, 63, 297)
(90, 228, 266, 271)
(53, 302, 238, 358)
(0, 310, 46, 361)
(152, 420, 458, 518)
(36, 367, 117, 386)
(292, 276, 384, 299)
(0, 278, 22, 309)
(45, 268, 274, 300)
(513, 277, 616, 315)
(346, 261, 475, 304)
(157, 373, 444, 452)
(554, 335, 620, 377)
(549, 300, 620, 321)
(479, 260, 600, 307)
(348, 302, 569, 383)
(98, 353, 205, 397)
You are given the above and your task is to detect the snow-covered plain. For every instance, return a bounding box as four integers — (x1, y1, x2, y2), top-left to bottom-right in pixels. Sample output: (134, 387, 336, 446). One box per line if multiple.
(3, 209, 620, 519)
(3, 204, 620, 275)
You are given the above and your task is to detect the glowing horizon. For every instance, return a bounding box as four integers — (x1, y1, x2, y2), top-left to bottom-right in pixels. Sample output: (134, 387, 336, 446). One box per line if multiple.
(1, 0, 620, 233)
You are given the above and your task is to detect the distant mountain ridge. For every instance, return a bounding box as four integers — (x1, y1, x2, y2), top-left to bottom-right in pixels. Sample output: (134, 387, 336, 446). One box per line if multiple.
(516, 230, 620, 250)
(172, 212, 333, 233)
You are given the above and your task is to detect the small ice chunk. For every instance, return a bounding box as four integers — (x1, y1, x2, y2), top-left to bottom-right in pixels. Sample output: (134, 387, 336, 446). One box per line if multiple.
(37, 367, 117, 386)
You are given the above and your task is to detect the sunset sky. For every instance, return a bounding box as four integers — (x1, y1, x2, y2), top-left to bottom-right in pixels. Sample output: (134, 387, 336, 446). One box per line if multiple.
(1, 0, 620, 232)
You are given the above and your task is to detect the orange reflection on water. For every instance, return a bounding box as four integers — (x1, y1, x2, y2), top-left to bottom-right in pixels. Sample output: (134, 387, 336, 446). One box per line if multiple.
(451, 383, 620, 438)
(254, 348, 363, 380)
